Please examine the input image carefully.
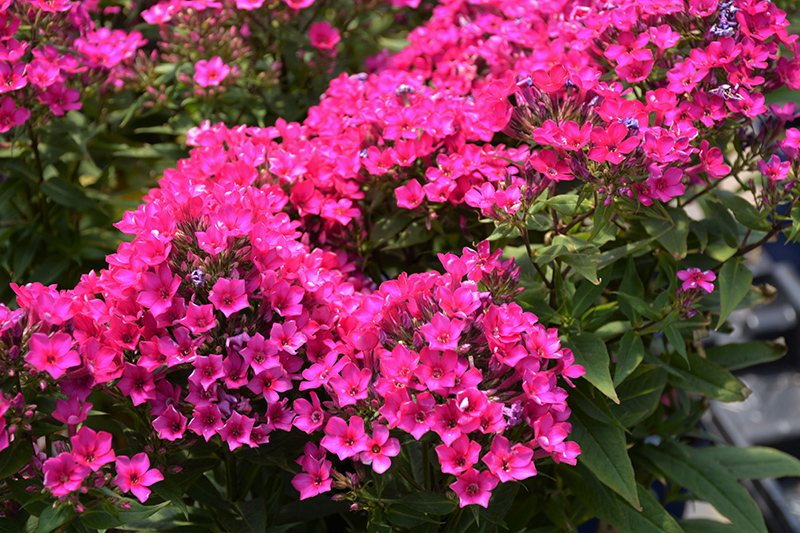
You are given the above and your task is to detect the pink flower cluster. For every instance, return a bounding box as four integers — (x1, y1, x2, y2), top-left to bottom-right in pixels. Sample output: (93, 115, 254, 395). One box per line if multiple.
(290, 242, 584, 505)
(0, 0, 145, 131)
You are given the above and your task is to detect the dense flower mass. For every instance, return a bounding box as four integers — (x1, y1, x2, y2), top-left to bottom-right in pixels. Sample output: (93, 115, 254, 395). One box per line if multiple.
(1, 0, 800, 526)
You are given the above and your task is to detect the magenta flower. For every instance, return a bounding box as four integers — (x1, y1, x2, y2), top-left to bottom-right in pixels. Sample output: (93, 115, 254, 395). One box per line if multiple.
(0, 96, 30, 133)
(118, 363, 156, 406)
(25, 332, 80, 380)
(43, 453, 90, 497)
(758, 155, 791, 181)
(179, 302, 216, 334)
(308, 22, 340, 50)
(208, 278, 249, 317)
(291, 455, 332, 500)
(218, 411, 255, 451)
(153, 405, 188, 441)
(450, 468, 499, 508)
(677, 268, 716, 293)
(52, 397, 92, 427)
(188, 404, 224, 441)
(396, 392, 436, 439)
(482, 435, 537, 482)
(360, 425, 400, 474)
(435, 434, 481, 475)
(420, 313, 464, 351)
(293, 392, 325, 434)
(588, 122, 640, 165)
(646, 167, 685, 202)
(320, 416, 368, 460)
(329, 362, 371, 406)
(137, 263, 181, 317)
(114, 453, 164, 503)
(194, 57, 231, 87)
(71, 427, 115, 471)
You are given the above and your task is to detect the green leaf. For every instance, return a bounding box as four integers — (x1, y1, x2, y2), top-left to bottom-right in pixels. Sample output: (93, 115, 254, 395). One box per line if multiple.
(0, 518, 23, 533)
(233, 498, 267, 533)
(696, 446, 800, 480)
(564, 467, 682, 533)
(715, 259, 753, 330)
(386, 504, 441, 528)
(370, 212, 413, 247)
(618, 257, 645, 322)
(666, 351, 749, 402)
(40, 178, 95, 210)
(572, 273, 611, 318)
(0, 439, 34, 479)
(706, 201, 740, 248)
(571, 409, 639, 508)
(562, 247, 601, 284)
(399, 492, 456, 515)
(679, 519, 741, 533)
(614, 331, 646, 387)
(642, 208, 690, 258)
(615, 293, 660, 320)
(564, 332, 619, 403)
(541, 194, 591, 216)
(610, 364, 668, 427)
(596, 236, 659, 269)
(704, 340, 786, 371)
(664, 325, 687, 365)
(36, 505, 75, 533)
(716, 194, 769, 231)
(638, 440, 767, 533)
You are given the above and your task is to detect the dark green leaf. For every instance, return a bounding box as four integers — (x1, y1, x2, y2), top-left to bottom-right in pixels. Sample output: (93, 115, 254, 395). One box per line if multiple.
(679, 519, 741, 533)
(664, 325, 687, 364)
(571, 409, 639, 509)
(610, 364, 667, 427)
(0, 439, 34, 479)
(716, 194, 769, 231)
(615, 293, 660, 320)
(370, 212, 413, 247)
(35, 505, 75, 533)
(716, 259, 753, 330)
(573, 272, 611, 318)
(386, 505, 441, 528)
(614, 331, 646, 387)
(638, 440, 766, 533)
(541, 194, 591, 216)
(666, 351, 749, 402)
(564, 332, 619, 403)
(705, 340, 786, 370)
(618, 257, 645, 322)
(697, 446, 800, 480)
(706, 201, 740, 248)
(233, 498, 267, 533)
(40, 178, 95, 210)
(0, 518, 23, 533)
(562, 247, 601, 284)
(399, 492, 456, 515)
(642, 208, 690, 258)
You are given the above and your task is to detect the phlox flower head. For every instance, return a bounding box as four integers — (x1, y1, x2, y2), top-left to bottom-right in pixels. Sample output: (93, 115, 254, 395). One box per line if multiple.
(43, 453, 89, 496)
(450, 468, 499, 508)
(646, 166, 685, 202)
(114, 453, 164, 503)
(194, 57, 231, 88)
(758, 155, 791, 181)
(309, 22, 340, 51)
(25, 332, 80, 380)
(0, 96, 30, 132)
(677, 268, 716, 293)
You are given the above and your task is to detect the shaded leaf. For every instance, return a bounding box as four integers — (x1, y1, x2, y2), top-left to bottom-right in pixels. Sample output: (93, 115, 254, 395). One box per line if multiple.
(638, 440, 766, 533)
(0, 439, 34, 479)
(642, 208, 690, 258)
(697, 446, 800, 480)
(716, 260, 753, 330)
(564, 332, 619, 403)
(665, 351, 749, 402)
(614, 331, 646, 387)
(704, 340, 786, 371)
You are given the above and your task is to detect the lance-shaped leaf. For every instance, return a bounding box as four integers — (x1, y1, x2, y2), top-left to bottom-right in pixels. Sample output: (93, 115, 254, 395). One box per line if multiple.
(696, 446, 800, 480)
(564, 332, 619, 403)
(716, 259, 753, 330)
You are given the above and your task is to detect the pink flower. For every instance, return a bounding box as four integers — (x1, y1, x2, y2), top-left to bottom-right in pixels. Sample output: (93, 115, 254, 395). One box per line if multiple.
(43, 453, 89, 496)
(293, 392, 325, 434)
(588, 122, 639, 165)
(178, 302, 216, 334)
(309, 22, 340, 50)
(117, 363, 156, 406)
(0, 96, 29, 132)
(114, 453, 164, 503)
(52, 397, 91, 427)
(646, 167, 685, 202)
(435, 434, 481, 475)
(320, 416, 368, 460)
(529, 149, 573, 181)
(329, 362, 371, 407)
(194, 57, 231, 87)
(758, 155, 791, 181)
(188, 404, 224, 441)
(137, 263, 181, 317)
(292, 454, 332, 500)
(360, 425, 400, 474)
(153, 405, 188, 441)
(420, 314, 464, 351)
(208, 278, 248, 317)
(450, 468, 499, 508)
(482, 435, 537, 482)
(219, 411, 255, 450)
(71, 427, 115, 471)
(677, 268, 716, 293)
(396, 392, 436, 439)
(25, 332, 80, 380)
